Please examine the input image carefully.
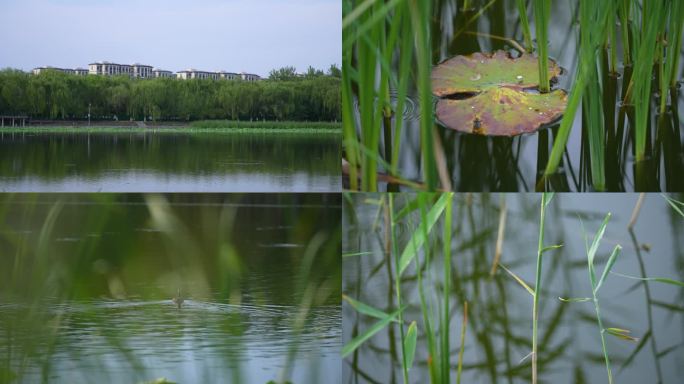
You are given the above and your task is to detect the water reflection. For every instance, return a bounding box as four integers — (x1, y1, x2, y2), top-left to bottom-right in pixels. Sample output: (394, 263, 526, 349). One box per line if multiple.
(0, 132, 340, 192)
(343, 193, 683, 383)
(0, 194, 341, 383)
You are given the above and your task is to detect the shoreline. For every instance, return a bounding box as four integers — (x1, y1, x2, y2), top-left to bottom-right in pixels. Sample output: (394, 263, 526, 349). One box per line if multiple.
(0, 120, 341, 135)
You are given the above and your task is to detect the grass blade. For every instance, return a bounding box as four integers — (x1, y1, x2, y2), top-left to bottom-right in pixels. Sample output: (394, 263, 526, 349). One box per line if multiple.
(456, 301, 468, 384)
(605, 328, 639, 343)
(398, 193, 449, 275)
(594, 245, 622, 293)
(559, 297, 591, 303)
(500, 264, 535, 296)
(342, 251, 373, 258)
(403, 321, 418, 371)
(342, 306, 405, 358)
(588, 213, 612, 267)
(662, 195, 684, 217)
(343, 294, 396, 321)
(611, 272, 684, 287)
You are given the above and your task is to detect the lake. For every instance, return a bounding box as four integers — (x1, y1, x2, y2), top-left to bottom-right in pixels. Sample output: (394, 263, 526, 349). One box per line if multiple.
(0, 131, 340, 192)
(0, 193, 342, 383)
(343, 193, 683, 383)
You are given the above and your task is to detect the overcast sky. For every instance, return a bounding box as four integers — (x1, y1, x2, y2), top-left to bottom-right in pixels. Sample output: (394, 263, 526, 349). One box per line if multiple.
(0, 0, 340, 77)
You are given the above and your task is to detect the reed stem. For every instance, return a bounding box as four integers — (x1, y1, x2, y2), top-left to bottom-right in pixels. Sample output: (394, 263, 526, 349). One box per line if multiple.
(534, 0, 550, 93)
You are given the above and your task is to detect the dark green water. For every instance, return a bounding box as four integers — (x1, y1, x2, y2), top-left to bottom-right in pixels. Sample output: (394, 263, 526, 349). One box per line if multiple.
(0, 131, 340, 192)
(0, 194, 341, 383)
(343, 193, 683, 383)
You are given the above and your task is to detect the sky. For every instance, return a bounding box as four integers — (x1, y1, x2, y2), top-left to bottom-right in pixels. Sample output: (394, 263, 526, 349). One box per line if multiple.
(0, 0, 340, 77)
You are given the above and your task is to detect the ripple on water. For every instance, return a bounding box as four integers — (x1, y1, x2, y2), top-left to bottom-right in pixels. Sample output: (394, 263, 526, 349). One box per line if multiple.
(353, 90, 422, 122)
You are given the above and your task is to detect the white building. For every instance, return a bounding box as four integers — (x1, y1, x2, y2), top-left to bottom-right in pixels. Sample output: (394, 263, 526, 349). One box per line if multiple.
(132, 63, 153, 78)
(88, 61, 153, 78)
(152, 68, 174, 78)
(218, 71, 239, 80)
(32, 66, 74, 75)
(240, 72, 261, 82)
(176, 69, 220, 80)
(34, 61, 261, 81)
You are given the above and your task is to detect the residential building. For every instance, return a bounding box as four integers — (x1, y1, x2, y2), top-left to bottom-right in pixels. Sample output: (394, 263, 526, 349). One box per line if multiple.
(240, 72, 261, 82)
(32, 66, 74, 75)
(34, 61, 262, 81)
(176, 69, 220, 80)
(152, 68, 174, 78)
(132, 63, 153, 78)
(88, 61, 153, 78)
(218, 71, 239, 80)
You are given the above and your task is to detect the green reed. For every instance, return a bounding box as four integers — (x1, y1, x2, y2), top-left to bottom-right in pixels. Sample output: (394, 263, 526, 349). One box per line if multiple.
(441, 193, 453, 383)
(534, 0, 683, 190)
(389, 194, 410, 383)
(533, 0, 551, 93)
(631, 0, 668, 163)
(660, 0, 684, 114)
(342, 0, 438, 191)
(516, 0, 533, 52)
(531, 192, 552, 383)
(543, 0, 612, 187)
(580, 213, 622, 384)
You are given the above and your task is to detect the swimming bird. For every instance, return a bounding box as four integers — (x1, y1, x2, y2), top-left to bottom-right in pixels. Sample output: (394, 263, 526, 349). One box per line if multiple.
(172, 288, 184, 309)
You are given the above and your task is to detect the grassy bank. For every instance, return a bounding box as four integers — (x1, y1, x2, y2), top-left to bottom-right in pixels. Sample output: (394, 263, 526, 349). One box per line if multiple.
(0, 120, 341, 135)
(190, 120, 341, 131)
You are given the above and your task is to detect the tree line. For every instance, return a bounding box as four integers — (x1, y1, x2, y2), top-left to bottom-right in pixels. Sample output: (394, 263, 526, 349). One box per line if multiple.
(0, 66, 341, 122)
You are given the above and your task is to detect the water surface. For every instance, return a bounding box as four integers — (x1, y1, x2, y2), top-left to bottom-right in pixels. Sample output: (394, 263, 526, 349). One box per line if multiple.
(0, 131, 340, 192)
(0, 194, 342, 383)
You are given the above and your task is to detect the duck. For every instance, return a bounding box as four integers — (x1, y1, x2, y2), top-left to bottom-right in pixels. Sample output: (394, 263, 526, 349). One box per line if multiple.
(172, 288, 184, 309)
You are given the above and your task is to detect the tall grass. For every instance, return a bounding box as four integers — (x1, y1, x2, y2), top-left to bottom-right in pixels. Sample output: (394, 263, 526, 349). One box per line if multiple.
(631, 0, 668, 164)
(344, 193, 684, 382)
(543, 1, 612, 189)
(543, 0, 683, 191)
(342, 0, 437, 191)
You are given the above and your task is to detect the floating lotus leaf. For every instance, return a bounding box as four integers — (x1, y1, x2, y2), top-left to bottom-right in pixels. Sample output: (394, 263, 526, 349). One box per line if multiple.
(431, 50, 567, 136)
(431, 50, 562, 96)
(435, 87, 567, 136)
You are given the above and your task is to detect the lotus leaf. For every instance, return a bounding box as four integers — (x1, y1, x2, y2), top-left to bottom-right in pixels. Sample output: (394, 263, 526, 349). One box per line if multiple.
(431, 50, 567, 136)
(436, 87, 567, 136)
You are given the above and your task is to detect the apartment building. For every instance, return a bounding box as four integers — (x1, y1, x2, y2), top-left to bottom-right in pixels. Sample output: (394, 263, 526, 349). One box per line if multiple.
(218, 71, 239, 80)
(152, 69, 174, 78)
(88, 62, 133, 76)
(240, 72, 261, 82)
(33, 61, 262, 81)
(32, 66, 88, 76)
(132, 63, 153, 78)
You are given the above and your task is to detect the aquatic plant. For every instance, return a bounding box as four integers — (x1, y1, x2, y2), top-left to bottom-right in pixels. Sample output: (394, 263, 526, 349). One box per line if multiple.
(345, 0, 684, 191)
(580, 213, 622, 384)
(431, 51, 566, 136)
(344, 193, 684, 382)
(533, 0, 551, 93)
